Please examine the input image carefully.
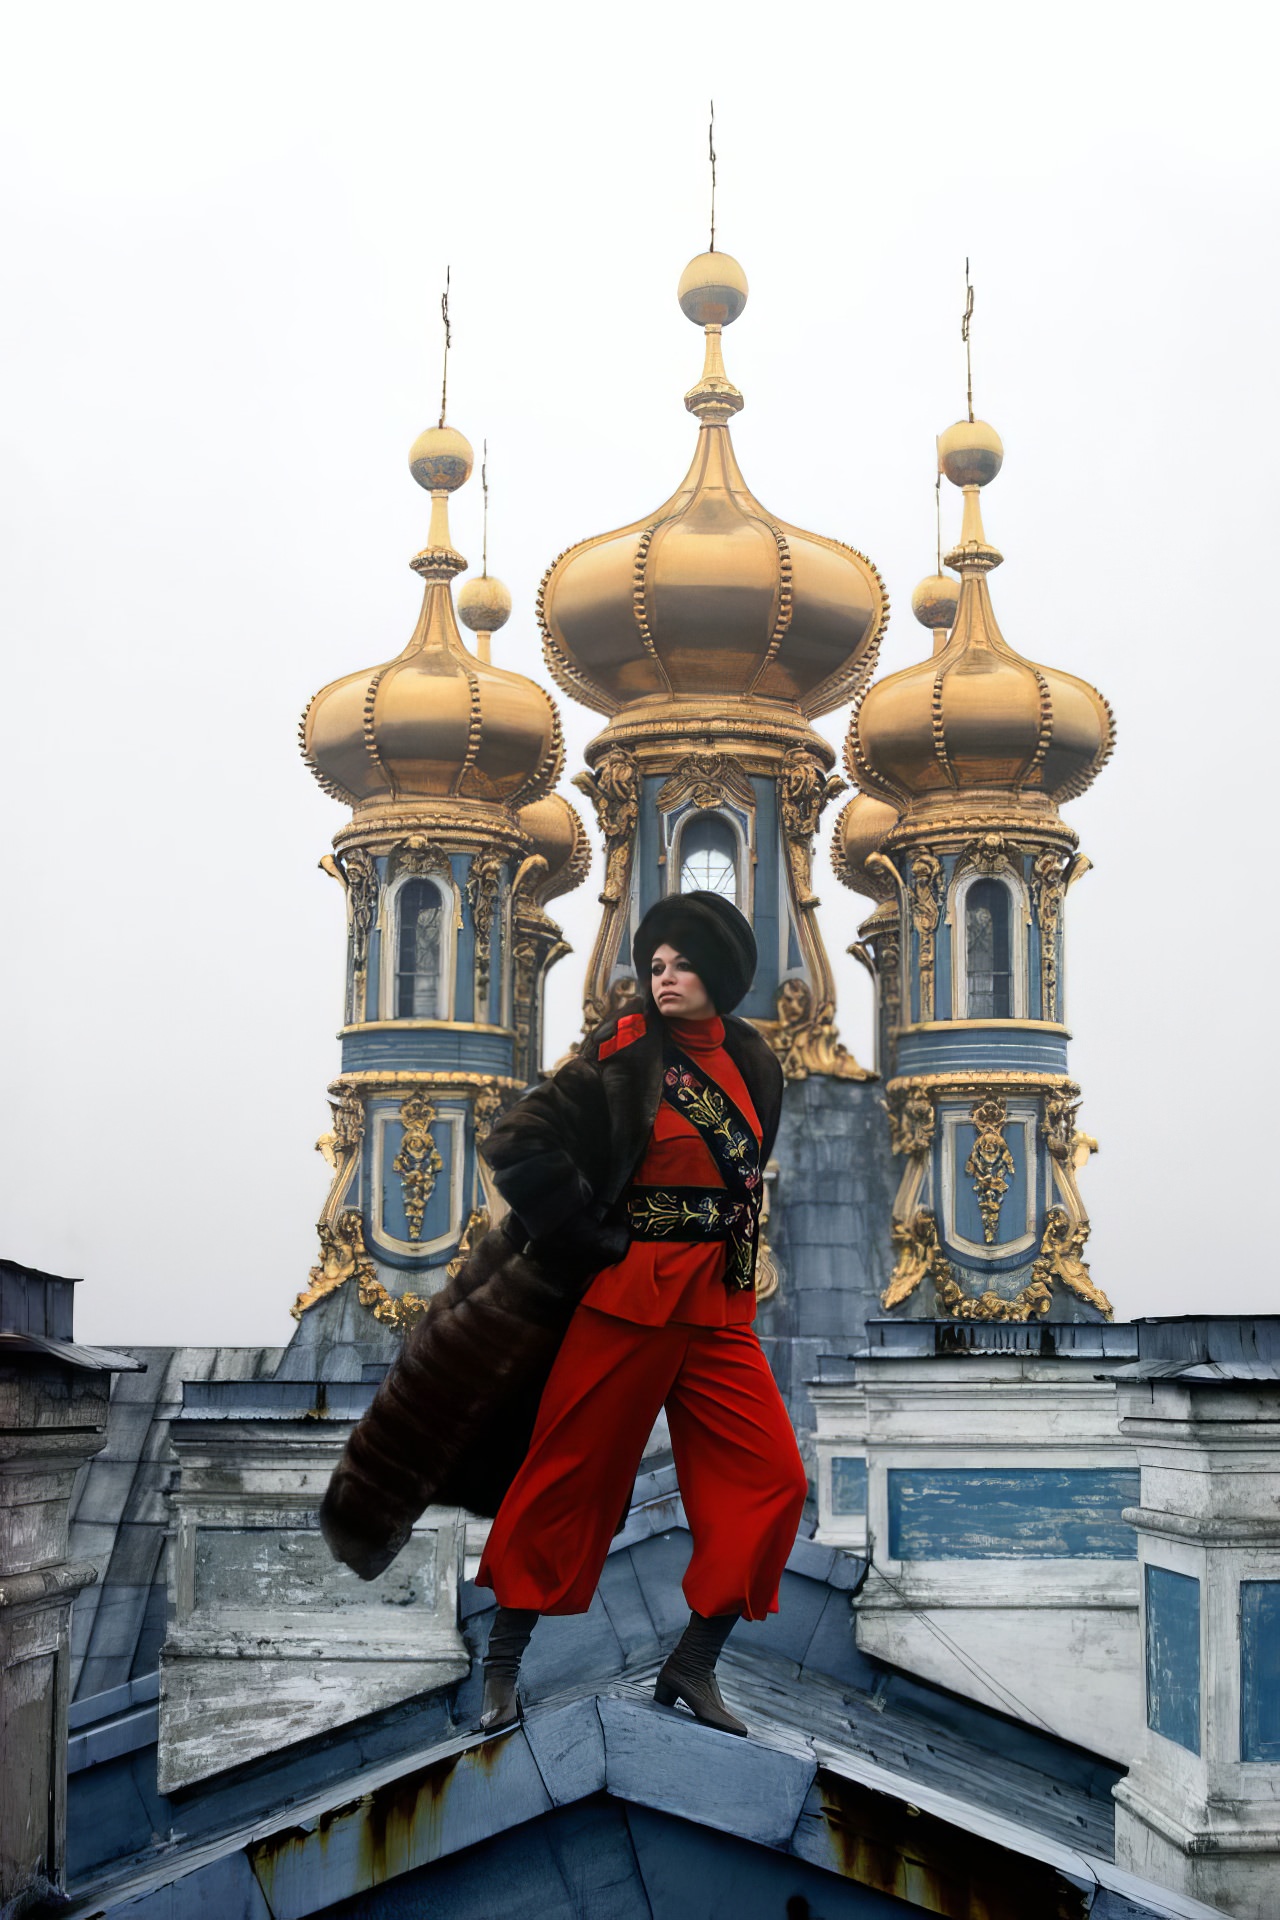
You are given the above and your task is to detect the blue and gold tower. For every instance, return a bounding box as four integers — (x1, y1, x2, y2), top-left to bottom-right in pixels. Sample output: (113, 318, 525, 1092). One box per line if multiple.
(834, 414, 1116, 1320)
(292, 417, 587, 1337)
(539, 249, 886, 1079)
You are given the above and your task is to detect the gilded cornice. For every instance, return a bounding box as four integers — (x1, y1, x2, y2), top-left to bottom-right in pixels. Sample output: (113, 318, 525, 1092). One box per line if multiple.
(886, 1070, 1080, 1098)
(584, 702, 837, 777)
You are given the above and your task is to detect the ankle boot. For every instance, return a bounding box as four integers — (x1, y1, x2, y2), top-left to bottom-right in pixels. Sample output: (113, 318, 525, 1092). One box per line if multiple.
(653, 1610, 747, 1736)
(475, 1606, 538, 1734)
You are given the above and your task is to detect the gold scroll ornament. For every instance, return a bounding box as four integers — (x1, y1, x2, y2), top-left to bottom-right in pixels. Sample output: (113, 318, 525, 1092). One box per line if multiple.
(393, 1091, 444, 1241)
(965, 1093, 1016, 1245)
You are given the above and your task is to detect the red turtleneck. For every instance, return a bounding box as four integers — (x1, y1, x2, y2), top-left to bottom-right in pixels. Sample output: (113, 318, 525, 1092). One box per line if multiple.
(583, 1014, 762, 1328)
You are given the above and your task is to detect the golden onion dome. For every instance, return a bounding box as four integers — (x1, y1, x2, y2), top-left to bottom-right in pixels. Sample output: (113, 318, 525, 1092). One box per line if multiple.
(850, 420, 1113, 808)
(301, 426, 562, 810)
(538, 252, 887, 720)
(832, 791, 901, 903)
(514, 793, 592, 906)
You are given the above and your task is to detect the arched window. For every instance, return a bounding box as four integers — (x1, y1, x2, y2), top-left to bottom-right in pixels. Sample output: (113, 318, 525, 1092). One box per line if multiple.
(395, 880, 446, 1018)
(964, 878, 1012, 1018)
(678, 813, 738, 900)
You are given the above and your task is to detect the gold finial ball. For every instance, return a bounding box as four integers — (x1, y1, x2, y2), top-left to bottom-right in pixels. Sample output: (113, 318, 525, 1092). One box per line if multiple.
(458, 573, 512, 635)
(938, 418, 1004, 489)
(911, 573, 960, 630)
(677, 251, 749, 327)
(408, 424, 474, 493)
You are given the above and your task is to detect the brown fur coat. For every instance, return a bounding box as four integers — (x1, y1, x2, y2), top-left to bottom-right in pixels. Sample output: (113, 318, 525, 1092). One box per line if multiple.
(319, 1009, 784, 1578)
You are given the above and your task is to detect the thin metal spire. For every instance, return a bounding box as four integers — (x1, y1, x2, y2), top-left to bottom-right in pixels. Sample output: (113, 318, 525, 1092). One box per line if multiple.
(962, 257, 975, 424)
(708, 101, 717, 253)
(438, 265, 452, 429)
(935, 465, 943, 575)
(481, 438, 489, 577)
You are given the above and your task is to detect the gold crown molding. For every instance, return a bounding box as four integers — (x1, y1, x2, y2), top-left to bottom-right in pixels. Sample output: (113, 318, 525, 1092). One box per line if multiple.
(897, 1019, 1071, 1036)
(333, 808, 529, 857)
(584, 703, 835, 772)
(886, 1072, 1080, 1098)
(883, 804, 1079, 856)
(328, 1070, 525, 1096)
(339, 1019, 514, 1037)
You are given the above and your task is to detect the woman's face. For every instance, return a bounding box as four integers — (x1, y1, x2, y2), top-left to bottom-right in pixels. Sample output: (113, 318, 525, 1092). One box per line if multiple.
(649, 943, 716, 1020)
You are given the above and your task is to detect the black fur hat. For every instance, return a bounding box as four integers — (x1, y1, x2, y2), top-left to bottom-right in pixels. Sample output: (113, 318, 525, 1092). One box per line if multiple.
(632, 892, 757, 1014)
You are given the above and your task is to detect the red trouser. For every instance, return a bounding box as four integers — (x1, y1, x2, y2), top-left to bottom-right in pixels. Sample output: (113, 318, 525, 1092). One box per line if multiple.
(477, 1305, 808, 1620)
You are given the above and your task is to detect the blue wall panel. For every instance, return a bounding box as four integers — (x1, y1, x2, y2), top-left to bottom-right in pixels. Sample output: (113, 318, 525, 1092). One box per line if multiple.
(1241, 1579, 1280, 1762)
(888, 1468, 1141, 1560)
(452, 853, 476, 1022)
(341, 1028, 514, 1074)
(746, 777, 778, 1020)
(831, 1457, 868, 1517)
(895, 1025, 1070, 1074)
(947, 1121, 1029, 1252)
(1145, 1565, 1201, 1754)
(638, 775, 663, 927)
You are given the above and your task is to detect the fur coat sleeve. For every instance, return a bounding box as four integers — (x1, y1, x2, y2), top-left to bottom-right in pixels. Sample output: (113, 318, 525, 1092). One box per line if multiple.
(318, 1011, 783, 1579)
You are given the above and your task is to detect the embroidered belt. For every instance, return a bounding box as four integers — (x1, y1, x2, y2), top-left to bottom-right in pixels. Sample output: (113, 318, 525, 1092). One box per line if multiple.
(626, 1186, 755, 1242)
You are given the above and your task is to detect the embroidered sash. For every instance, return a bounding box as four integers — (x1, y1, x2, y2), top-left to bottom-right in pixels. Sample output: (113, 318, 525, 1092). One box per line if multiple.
(625, 1041, 763, 1291)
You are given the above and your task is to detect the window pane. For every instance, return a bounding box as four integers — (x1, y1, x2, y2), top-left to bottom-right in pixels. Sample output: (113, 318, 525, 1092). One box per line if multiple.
(965, 878, 1012, 1018)
(396, 880, 444, 1019)
(678, 815, 738, 901)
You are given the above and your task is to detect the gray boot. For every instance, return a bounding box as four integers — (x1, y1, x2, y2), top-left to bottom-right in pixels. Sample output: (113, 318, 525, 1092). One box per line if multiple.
(653, 1610, 747, 1736)
(474, 1606, 538, 1734)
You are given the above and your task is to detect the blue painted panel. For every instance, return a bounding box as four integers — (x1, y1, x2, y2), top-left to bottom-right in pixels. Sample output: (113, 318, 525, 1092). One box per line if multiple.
(745, 777, 777, 1019)
(937, 856, 956, 1020)
(947, 1120, 1029, 1251)
(888, 1468, 1141, 1560)
(831, 1457, 867, 1517)
(1241, 1580, 1280, 1761)
(895, 1024, 1070, 1076)
(375, 1104, 461, 1246)
(1146, 1565, 1201, 1754)
(452, 853, 476, 1022)
(341, 1027, 515, 1074)
(638, 775, 663, 922)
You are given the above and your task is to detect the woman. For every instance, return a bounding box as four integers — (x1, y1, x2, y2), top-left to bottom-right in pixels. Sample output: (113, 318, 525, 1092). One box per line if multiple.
(320, 891, 807, 1740)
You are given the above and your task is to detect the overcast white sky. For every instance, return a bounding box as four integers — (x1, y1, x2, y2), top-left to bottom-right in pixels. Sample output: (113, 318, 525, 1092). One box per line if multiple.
(2, 1, 1276, 1346)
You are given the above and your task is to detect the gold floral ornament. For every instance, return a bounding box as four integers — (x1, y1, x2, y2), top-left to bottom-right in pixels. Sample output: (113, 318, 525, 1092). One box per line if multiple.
(766, 977, 873, 1083)
(574, 747, 640, 907)
(909, 853, 943, 1021)
(1032, 849, 1067, 1022)
(357, 1273, 431, 1332)
(779, 746, 846, 909)
(656, 753, 754, 814)
(393, 1091, 444, 1240)
(1032, 1207, 1112, 1318)
(934, 1270, 1053, 1321)
(465, 847, 504, 1010)
(881, 1209, 951, 1311)
(342, 847, 379, 1022)
(888, 1085, 935, 1158)
(292, 1210, 377, 1320)
(965, 1094, 1015, 1244)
